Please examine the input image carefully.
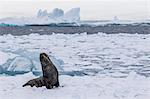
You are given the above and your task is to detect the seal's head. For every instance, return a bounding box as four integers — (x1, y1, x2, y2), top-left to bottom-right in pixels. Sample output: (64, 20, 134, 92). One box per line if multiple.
(40, 53, 52, 77)
(40, 53, 50, 67)
(40, 52, 58, 80)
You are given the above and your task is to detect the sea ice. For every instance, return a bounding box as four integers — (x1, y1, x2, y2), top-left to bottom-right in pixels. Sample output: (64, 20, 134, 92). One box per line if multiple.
(0, 33, 150, 99)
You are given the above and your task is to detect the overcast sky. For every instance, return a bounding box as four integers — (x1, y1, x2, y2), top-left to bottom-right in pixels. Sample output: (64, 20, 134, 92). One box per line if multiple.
(0, 0, 149, 20)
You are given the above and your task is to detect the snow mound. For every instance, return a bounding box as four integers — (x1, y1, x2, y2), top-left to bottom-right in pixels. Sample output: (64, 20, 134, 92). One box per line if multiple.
(0, 50, 64, 76)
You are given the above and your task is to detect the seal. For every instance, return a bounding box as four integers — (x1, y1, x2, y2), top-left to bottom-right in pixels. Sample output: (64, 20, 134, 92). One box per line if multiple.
(40, 53, 59, 88)
(23, 53, 59, 89)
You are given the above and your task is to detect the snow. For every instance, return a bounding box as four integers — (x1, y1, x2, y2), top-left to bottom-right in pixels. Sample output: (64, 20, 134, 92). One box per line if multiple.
(0, 72, 150, 99)
(0, 33, 150, 98)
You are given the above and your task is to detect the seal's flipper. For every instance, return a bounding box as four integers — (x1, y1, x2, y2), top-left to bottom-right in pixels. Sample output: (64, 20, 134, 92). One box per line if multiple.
(22, 77, 44, 88)
(54, 81, 59, 87)
(22, 83, 28, 87)
(22, 80, 34, 87)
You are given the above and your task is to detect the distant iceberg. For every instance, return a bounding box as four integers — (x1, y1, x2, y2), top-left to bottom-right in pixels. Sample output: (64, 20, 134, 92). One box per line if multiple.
(63, 8, 80, 22)
(37, 8, 64, 18)
(0, 8, 80, 25)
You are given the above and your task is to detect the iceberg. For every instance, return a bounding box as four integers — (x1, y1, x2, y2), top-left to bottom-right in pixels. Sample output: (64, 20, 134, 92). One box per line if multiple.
(0, 8, 80, 25)
(37, 8, 64, 18)
(37, 9, 48, 18)
(51, 8, 64, 18)
(63, 8, 80, 22)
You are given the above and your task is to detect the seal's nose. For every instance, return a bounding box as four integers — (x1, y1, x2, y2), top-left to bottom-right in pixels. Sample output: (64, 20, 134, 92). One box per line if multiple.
(40, 53, 46, 58)
(40, 53, 49, 62)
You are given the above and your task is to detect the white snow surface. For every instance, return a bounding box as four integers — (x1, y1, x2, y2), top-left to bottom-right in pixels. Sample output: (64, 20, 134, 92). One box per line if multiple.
(0, 33, 150, 98)
(0, 72, 150, 99)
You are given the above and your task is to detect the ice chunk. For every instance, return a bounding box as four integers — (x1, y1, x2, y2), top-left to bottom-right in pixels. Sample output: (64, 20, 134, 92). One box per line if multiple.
(0, 50, 64, 76)
(113, 16, 119, 22)
(50, 56, 64, 71)
(7, 56, 33, 72)
(0, 51, 17, 65)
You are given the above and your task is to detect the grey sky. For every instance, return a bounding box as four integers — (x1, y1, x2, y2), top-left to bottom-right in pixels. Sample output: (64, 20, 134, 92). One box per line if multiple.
(0, 0, 149, 20)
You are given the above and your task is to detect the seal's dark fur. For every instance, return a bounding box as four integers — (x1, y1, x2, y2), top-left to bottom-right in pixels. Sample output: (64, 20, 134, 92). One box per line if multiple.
(23, 53, 59, 89)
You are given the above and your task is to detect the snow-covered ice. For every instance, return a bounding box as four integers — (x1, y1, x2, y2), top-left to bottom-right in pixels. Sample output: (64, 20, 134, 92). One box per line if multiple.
(1, 33, 150, 77)
(0, 33, 150, 99)
(0, 72, 150, 99)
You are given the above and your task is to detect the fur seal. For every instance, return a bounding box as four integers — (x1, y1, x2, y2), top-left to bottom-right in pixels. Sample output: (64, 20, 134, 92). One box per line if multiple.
(23, 53, 59, 89)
